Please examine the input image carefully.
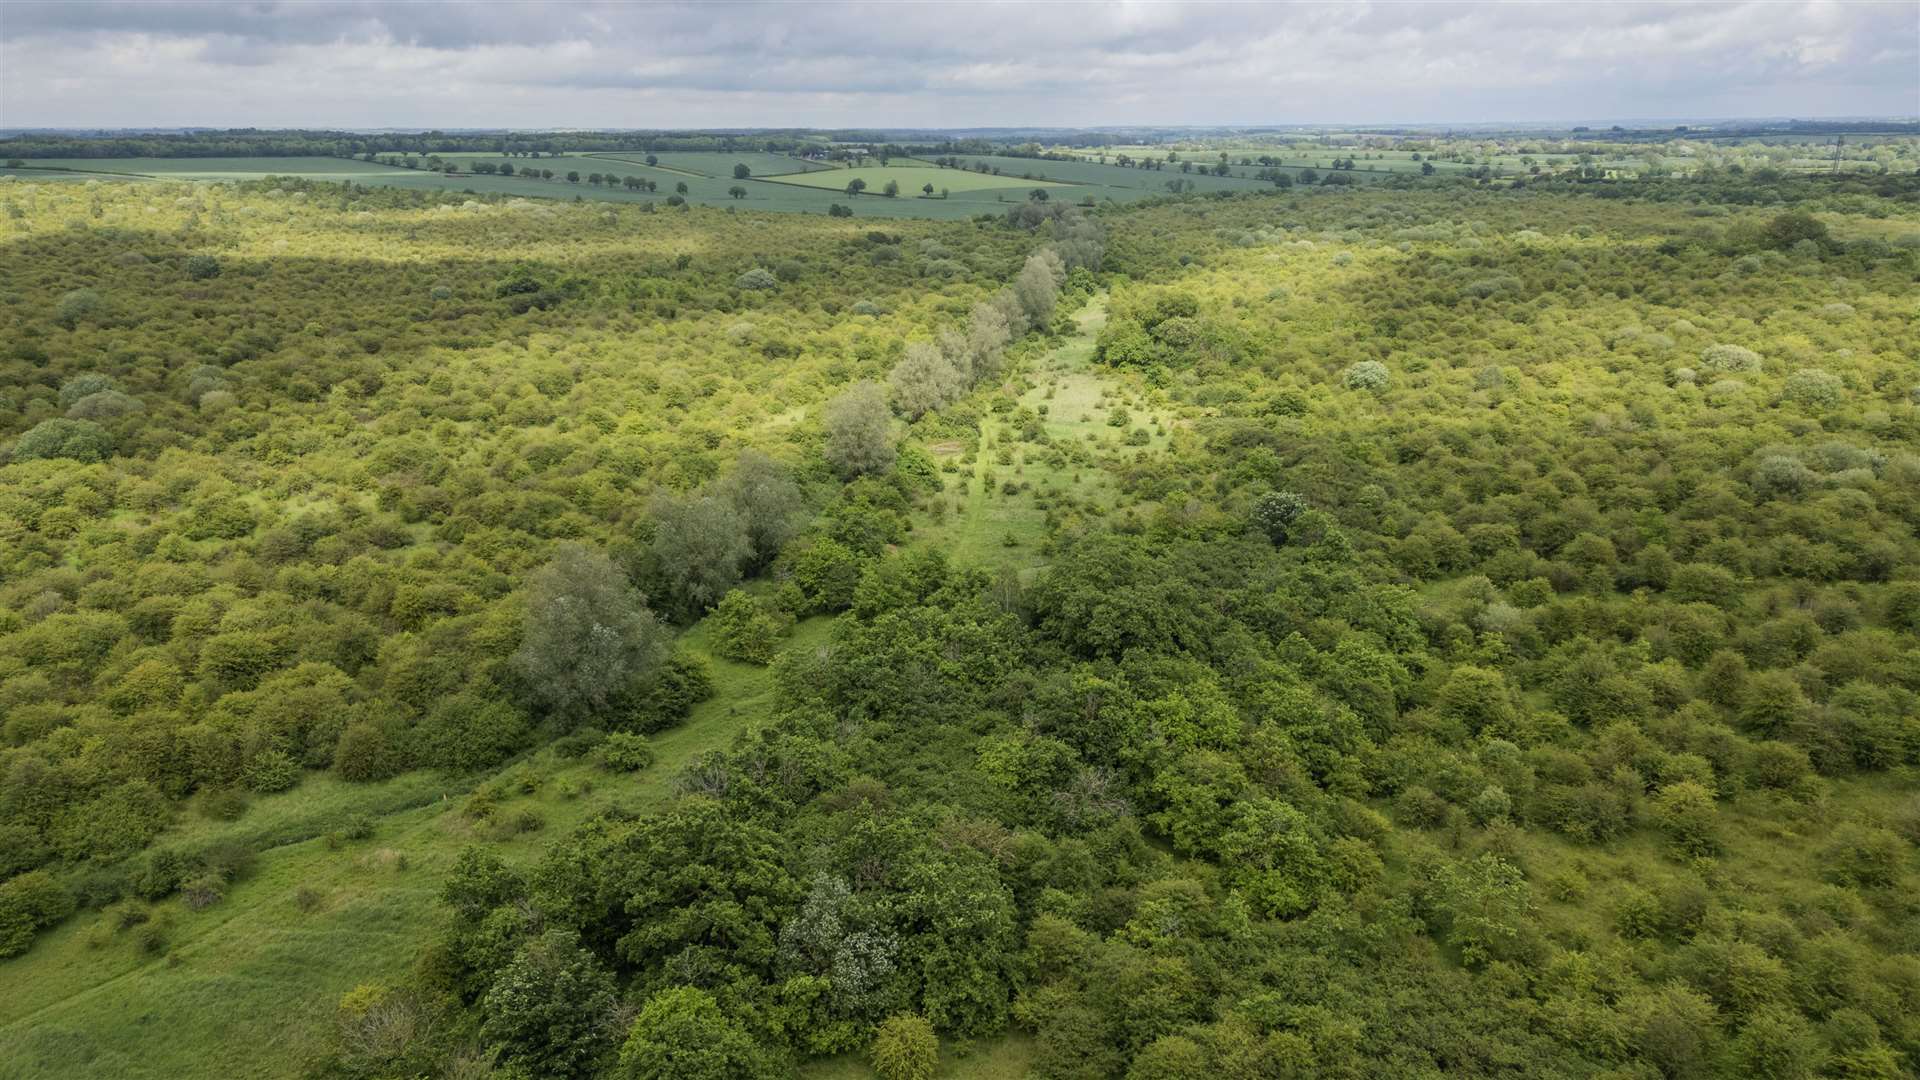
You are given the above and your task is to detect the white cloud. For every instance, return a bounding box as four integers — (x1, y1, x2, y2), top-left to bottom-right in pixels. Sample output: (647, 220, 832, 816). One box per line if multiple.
(1, 1, 1913, 128)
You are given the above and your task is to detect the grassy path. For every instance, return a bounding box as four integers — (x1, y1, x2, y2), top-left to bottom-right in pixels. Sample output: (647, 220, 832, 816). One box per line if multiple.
(916, 292, 1174, 578)
(0, 617, 830, 1080)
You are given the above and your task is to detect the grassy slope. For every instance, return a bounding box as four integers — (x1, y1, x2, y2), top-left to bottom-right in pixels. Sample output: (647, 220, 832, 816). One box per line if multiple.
(0, 617, 832, 1080)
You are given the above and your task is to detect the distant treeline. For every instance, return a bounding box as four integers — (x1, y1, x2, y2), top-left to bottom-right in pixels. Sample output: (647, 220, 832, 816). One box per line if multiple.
(0, 128, 836, 160)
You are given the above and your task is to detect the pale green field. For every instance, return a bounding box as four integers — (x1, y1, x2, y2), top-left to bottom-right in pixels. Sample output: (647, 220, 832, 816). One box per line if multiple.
(582, 150, 839, 178)
(766, 164, 1070, 195)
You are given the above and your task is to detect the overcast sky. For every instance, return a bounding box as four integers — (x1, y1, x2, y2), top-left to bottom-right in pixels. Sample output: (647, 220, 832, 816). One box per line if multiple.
(1, 1, 1915, 130)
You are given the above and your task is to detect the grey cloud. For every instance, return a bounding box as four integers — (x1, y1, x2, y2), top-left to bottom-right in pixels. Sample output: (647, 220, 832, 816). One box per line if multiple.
(1, 1, 1913, 128)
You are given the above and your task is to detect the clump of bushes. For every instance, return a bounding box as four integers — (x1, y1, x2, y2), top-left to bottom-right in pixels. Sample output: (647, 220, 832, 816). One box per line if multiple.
(1342, 360, 1390, 391)
(1700, 343, 1761, 372)
(598, 732, 655, 772)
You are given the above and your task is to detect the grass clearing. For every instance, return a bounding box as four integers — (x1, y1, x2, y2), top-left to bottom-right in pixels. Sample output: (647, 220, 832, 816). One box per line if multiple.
(913, 294, 1171, 579)
(0, 616, 832, 1080)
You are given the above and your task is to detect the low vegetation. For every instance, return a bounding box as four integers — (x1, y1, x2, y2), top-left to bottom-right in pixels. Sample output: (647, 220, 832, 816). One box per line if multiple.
(1, 132, 1917, 1079)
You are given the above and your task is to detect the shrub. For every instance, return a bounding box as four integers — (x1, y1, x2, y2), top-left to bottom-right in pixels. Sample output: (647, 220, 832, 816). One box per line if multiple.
(1251, 488, 1313, 541)
(185, 254, 222, 280)
(735, 267, 778, 291)
(621, 653, 716, 734)
(334, 722, 402, 782)
(180, 873, 227, 911)
(1396, 786, 1451, 829)
(1782, 368, 1842, 408)
(551, 728, 607, 759)
(55, 287, 104, 327)
(243, 750, 301, 793)
(200, 788, 249, 822)
(709, 590, 792, 664)
(620, 986, 768, 1079)
(1700, 344, 1761, 373)
(11, 418, 113, 462)
(66, 389, 143, 419)
(1342, 360, 1390, 391)
(0, 871, 75, 958)
(57, 373, 116, 405)
(871, 1014, 939, 1080)
(598, 732, 655, 772)
(1817, 824, 1904, 887)
(1650, 780, 1721, 856)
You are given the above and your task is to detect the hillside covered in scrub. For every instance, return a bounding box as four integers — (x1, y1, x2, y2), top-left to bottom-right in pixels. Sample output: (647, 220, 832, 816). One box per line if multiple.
(1, 165, 1918, 1080)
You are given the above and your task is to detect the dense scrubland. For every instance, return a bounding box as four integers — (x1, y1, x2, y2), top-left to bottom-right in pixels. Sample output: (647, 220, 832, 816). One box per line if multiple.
(1, 154, 1918, 1080)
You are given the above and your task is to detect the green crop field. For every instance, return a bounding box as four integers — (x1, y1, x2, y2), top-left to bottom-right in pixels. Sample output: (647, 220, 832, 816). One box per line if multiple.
(765, 163, 1070, 195)
(927, 152, 1294, 195)
(584, 150, 840, 178)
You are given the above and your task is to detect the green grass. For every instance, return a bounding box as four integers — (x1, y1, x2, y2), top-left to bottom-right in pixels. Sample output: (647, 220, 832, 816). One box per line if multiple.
(0, 616, 832, 1080)
(912, 294, 1170, 579)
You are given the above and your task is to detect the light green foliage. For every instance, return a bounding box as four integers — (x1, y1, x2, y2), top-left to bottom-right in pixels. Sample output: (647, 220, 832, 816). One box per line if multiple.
(870, 1014, 938, 1080)
(5, 143, 1920, 1080)
(1341, 359, 1390, 391)
(597, 731, 655, 772)
(708, 590, 792, 664)
(619, 986, 769, 1079)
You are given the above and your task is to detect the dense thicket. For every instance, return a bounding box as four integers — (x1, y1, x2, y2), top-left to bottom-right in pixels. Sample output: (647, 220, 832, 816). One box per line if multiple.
(2, 166, 1917, 1080)
(0, 176, 1057, 948)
